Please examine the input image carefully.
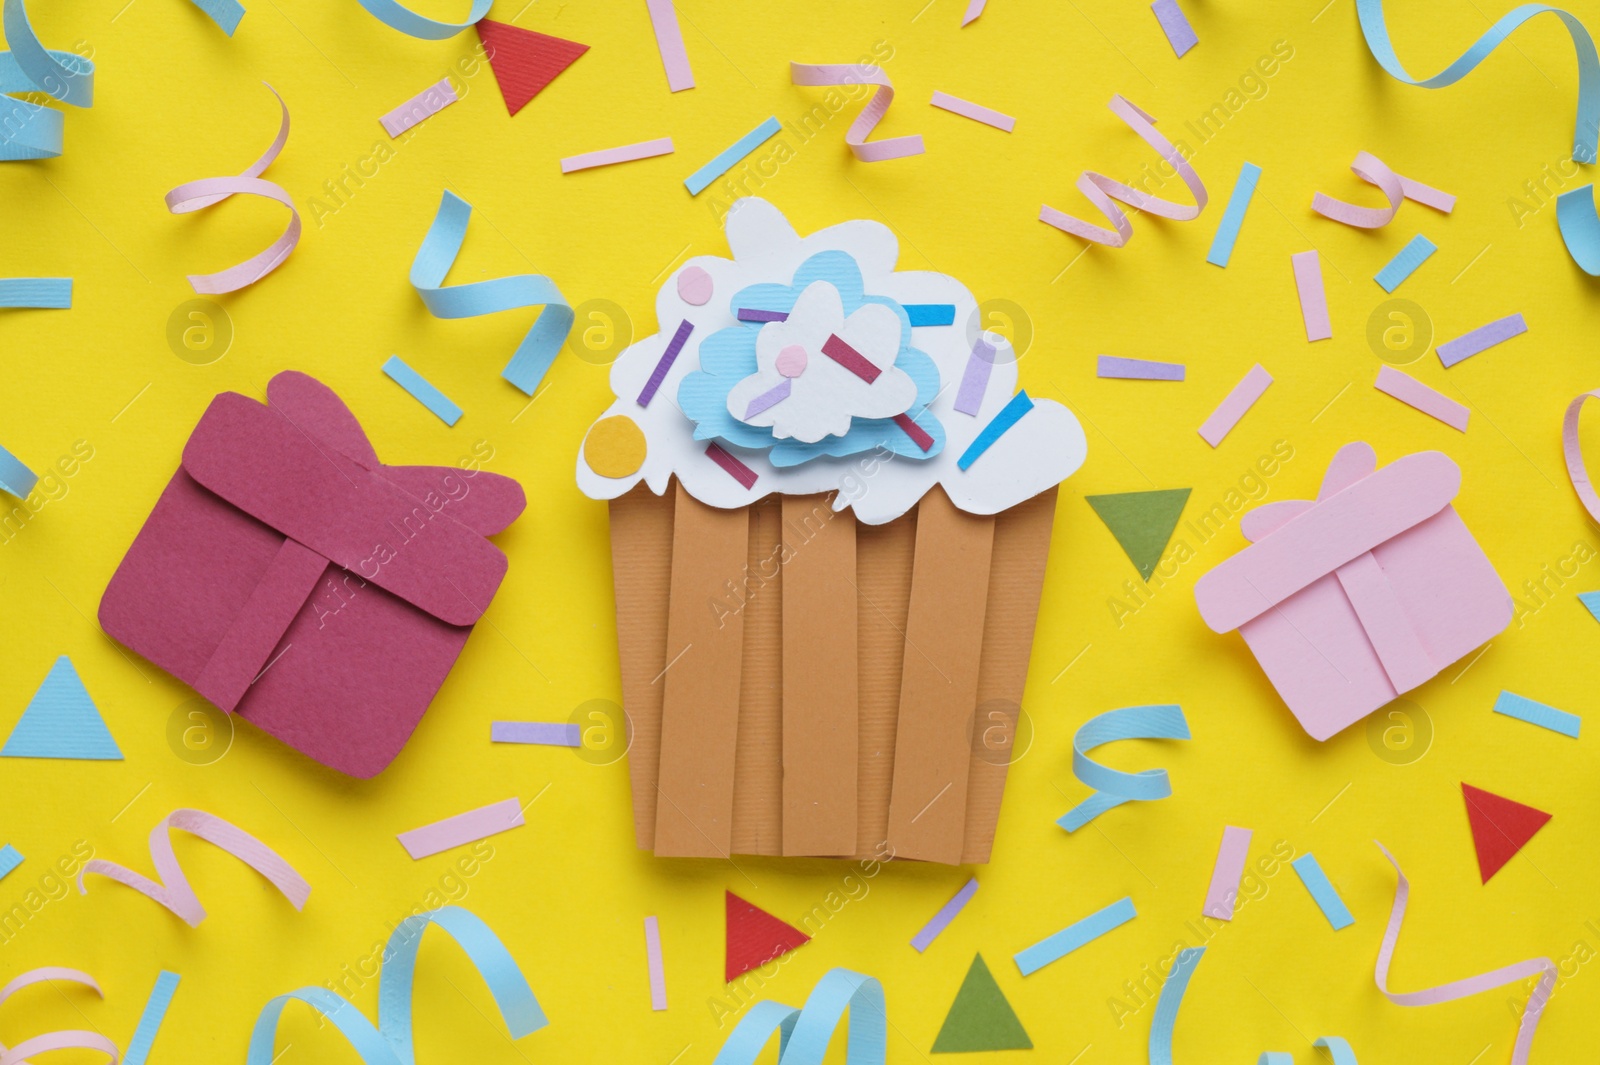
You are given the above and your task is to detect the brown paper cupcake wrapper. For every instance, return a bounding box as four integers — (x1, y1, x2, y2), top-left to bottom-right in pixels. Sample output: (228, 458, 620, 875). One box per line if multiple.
(608, 480, 1056, 865)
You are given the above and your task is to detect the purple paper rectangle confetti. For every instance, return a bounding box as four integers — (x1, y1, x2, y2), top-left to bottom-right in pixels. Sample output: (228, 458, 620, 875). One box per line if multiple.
(1151, 0, 1198, 57)
(911, 877, 979, 952)
(491, 721, 581, 746)
(638, 319, 695, 407)
(955, 338, 996, 414)
(1436, 313, 1527, 367)
(1098, 355, 1186, 381)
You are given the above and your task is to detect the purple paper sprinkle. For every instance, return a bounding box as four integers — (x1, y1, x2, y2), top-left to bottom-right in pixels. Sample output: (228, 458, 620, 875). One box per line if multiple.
(637, 319, 695, 407)
(1436, 313, 1527, 368)
(737, 308, 788, 323)
(954, 337, 996, 415)
(491, 721, 581, 746)
(1151, 0, 1198, 57)
(743, 378, 792, 419)
(911, 877, 979, 952)
(1097, 355, 1186, 381)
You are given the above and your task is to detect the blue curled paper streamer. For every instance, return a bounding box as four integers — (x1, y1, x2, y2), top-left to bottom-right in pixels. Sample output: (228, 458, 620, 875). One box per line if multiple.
(1150, 948, 1358, 1065)
(0, 0, 93, 162)
(356, 0, 490, 39)
(1057, 704, 1189, 832)
(1356, 0, 1600, 274)
(410, 190, 574, 396)
(187, 0, 245, 36)
(711, 969, 886, 1065)
(246, 907, 546, 1065)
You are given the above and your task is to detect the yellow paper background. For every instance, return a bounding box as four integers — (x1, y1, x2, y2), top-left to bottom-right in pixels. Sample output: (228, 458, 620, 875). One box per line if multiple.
(5, 0, 1600, 1059)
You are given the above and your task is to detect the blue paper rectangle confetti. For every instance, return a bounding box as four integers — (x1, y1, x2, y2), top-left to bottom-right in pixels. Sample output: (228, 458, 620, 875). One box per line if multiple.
(958, 390, 1034, 471)
(685, 117, 781, 195)
(0, 845, 22, 882)
(1374, 234, 1437, 292)
(1493, 690, 1580, 738)
(1014, 896, 1136, 976)
(905, 304, 956, 326)
(1291, 853, 1354, 930)
(1206, 162, 1261, 267)
(382, 355, 462, 426)
(125, 970, 181, 1065)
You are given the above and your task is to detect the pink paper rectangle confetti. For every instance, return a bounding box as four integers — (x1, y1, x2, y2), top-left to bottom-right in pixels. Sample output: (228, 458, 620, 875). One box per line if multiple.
(1199, 364, 1272, 447)
(644, 915, 668, 1009)
(1202, 826, 1252, 920)
(1375, 365, 1469, 431)
(379, 79, 458, 138)
(822, 334, 883, 382)
(645, 0, 694, 92)
(930, 90, 1016, 132)
(706, 442, 759, 488)
(1151, 0, 1198, 57)
(955, 337, 996, 414)
(1436, 313, 1527, 367)
(1291, 251, 1332, 341)
(397, 798, 525, 859)
(560, 137, 675, 174)
(911, 877, 979, 951)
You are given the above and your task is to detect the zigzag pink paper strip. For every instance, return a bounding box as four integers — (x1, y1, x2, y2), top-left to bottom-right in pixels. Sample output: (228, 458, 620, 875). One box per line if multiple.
(0, 968, 119, 1065)
(789, 63, 924, 161)
(78, 809, 310, 927)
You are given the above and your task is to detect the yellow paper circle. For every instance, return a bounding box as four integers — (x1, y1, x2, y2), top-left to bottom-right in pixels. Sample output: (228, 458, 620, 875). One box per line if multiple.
(584, 415, 647, 478)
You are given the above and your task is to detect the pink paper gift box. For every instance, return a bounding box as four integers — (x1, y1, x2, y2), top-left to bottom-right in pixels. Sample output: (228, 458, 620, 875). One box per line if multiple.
(1193, 442, 1511, 740)
(100, 371, 526, 777)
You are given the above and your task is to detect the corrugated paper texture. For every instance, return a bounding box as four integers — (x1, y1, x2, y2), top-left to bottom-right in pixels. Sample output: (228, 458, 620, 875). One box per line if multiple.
(607, 481, 1056, 863)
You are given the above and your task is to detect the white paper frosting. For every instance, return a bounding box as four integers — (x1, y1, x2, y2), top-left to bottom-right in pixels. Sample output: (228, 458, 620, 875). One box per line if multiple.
(576, 198, 1088, 525)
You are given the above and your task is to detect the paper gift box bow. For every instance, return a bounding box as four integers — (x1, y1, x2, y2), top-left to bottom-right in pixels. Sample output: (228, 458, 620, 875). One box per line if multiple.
(100, 371, 526, 777)
(1193, 441, 1511, 741)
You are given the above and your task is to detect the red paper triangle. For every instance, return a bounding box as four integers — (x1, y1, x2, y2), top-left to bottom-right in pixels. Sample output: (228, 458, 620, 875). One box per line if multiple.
(475, 20, 588, 117)
(725, 891, 810, 983)
(1462, 783, 1552, 883)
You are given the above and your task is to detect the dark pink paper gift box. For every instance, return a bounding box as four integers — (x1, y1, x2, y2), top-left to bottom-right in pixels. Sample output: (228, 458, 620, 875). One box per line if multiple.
(100, 371, 525, 777)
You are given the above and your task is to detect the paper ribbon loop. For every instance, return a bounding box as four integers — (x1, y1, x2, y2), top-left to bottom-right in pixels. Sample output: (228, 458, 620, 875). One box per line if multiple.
(1311, 151, 1454, 228)
(1057, 705, 1190, 832)
(1040, 95, 1207, 247)
(355, 0, 490, 39)
(1375, 842, 1556, 1065)
(165, 84, 300, 294)
(1356, 0, 1600, 273)
(247, 907, 546, 1065)
(77, 808, 311, 927)
(788, 64, 924, 161)
(1149, 947, 1358, 1065)
(0, 968, 120, 1065)
(410, 190, 574, 395)
(0, 0, 93, 163)
(711, 969, 886, 1065)
(1562, 388, 1600, 522)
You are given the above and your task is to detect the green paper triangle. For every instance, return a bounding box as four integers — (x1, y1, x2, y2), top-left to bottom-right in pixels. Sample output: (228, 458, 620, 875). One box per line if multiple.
(931, 954, 1032, 1053)
(1085, 488, 1192, 581)
(2, 656, 122, 760)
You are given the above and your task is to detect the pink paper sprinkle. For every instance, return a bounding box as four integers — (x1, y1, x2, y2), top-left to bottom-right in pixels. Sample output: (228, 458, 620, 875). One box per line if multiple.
(644, 915, 668, 1010)
(706, 442, 759, 488)
(1375, 365, 1469, 432)
(677, 266, 713, 306)
(930, 90, 1015, 132)
(380, 78, 459, 138)
(1291, 251, 1331, 341)
(396, 798, 525, 860)
(821, 334, 883, 383)
(644, 0, 694, 92)
(1202, 826, 1252, 920)
(560, 137, 675, 174)
(962, 0, 987, 25)
(1198, 364, 1272, 447)
(893, 412, 935, 452)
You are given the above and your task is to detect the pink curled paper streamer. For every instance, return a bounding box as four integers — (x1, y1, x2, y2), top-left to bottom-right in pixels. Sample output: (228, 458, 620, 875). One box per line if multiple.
(1039, 95, 1207, 247)
(165, 84, 300, 294)
(1376, 843, 1555, 1065)
(1562, 388, 1600, 522)
(789, 63, 924, 161)
(0, 968, 119, 1065)
(1311, 151, 1455, 229)
(77, 808, 311, 928)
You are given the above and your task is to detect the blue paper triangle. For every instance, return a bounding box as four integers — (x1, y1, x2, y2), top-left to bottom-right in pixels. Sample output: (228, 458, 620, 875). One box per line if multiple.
(2, 656, 122, 760)
(1579, 591, 1600, 624)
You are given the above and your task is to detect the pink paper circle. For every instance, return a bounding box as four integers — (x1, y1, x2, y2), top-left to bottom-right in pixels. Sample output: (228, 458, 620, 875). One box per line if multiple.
(677, 266, 713, 306)
(776, 344, 808, 377)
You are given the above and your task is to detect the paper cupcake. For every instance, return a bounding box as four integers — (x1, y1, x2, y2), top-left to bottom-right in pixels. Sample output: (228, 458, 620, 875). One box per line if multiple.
(577, 199, 1086, 864)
